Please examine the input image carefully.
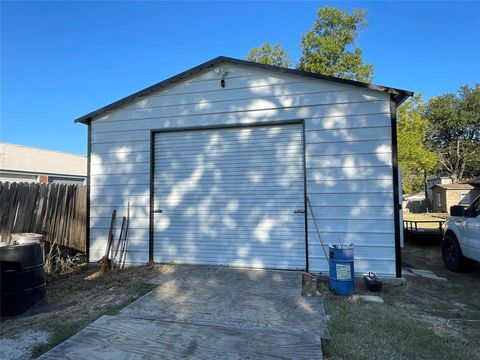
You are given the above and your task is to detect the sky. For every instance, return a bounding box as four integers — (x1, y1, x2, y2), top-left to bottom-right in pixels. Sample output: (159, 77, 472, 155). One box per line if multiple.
(1, 1, 479, 155)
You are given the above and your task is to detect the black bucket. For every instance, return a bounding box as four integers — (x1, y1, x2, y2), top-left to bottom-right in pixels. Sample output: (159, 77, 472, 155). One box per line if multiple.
(0, 242, 46, 316)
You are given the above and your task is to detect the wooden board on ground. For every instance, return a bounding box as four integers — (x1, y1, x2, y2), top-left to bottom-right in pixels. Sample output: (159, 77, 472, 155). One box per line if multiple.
(38, 265, 329, 359)
(120, 265, 330, 339)
(38, 314, 323, 360)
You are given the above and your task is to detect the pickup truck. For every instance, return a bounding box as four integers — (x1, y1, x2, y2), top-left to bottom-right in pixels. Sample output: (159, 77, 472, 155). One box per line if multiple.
(442, 194, 480, 272)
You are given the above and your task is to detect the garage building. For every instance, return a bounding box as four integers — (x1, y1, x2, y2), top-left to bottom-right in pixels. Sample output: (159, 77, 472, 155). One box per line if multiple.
(75, 56, 412, 277)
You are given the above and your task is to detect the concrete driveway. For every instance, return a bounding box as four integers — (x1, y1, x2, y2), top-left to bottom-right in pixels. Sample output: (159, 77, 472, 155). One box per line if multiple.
(40, 265, 329, 359)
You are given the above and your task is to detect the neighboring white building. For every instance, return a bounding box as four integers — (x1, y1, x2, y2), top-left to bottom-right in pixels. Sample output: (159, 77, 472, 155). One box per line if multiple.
(402, 191, 426, 213)
(0, 143, 87, 184)
(75, 56, 412, 277)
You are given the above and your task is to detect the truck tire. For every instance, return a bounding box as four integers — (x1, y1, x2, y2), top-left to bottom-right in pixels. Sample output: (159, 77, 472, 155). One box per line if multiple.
(442, 233, 471, 272)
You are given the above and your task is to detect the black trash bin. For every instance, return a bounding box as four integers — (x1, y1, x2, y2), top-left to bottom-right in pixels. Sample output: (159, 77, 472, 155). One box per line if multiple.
(1, 241, 46, 316)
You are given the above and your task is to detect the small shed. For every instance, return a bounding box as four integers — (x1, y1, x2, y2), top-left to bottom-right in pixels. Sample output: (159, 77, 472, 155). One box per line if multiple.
(431, 183, 478, 213)
(75, 56, 412, 278)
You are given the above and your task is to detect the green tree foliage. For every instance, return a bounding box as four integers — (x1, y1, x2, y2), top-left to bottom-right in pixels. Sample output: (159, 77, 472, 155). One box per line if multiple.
(464, 152, 480, 180)
(245, 7, 373, 81)
(424, 84, 480, 182)
(397, 95, 438, 194)
(297, 7, 374, 82)
(246, 42, 291, 67)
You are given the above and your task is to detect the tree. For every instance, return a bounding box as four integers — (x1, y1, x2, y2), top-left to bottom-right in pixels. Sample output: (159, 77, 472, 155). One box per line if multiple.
(245, 7, 374, 81)
(424, 84, 480, 183)
(297, 7, 373, 82)
(246, 42, 291, 67)
(397, 95, 438, 194)
(463, 147, 480, 180)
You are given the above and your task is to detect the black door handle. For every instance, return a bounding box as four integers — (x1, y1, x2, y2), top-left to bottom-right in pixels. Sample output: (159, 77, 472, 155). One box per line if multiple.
(154, 209, 163, 213)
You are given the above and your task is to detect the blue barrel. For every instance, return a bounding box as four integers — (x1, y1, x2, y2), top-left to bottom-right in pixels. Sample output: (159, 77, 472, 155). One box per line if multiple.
(329, 245, 355, 295)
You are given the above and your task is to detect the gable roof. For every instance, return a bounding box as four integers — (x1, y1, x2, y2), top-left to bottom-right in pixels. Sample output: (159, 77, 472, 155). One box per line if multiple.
(403, 191, 425, 200)
(74, 56, 413, 125)
(433, 183, 474, 190)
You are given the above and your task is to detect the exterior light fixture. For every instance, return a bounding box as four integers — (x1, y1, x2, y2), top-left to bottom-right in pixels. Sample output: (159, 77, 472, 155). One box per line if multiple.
(215, 68, 228, 88)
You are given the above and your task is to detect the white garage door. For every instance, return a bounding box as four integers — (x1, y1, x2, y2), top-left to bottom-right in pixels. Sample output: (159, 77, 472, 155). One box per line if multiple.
(153, 123, 306, 270)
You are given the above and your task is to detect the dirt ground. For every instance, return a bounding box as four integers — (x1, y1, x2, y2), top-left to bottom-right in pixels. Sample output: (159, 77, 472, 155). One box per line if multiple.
(0, 264, 173, 359)
(322, 240, 480, 360)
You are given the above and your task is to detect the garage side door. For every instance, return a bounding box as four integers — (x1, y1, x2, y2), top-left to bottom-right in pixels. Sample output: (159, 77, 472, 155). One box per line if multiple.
(153, 123, 306, 270)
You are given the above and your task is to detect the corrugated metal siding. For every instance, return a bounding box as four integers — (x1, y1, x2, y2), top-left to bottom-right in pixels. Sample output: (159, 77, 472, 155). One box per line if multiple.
(89, 63, 396, 276)
(152, 124, 306, 270)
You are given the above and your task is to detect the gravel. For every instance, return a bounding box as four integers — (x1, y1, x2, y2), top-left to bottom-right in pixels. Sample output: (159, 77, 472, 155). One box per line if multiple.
(0, 330, 50, 359)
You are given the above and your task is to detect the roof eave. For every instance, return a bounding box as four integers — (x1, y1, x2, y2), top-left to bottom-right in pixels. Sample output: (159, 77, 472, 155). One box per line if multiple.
(74, 56, 227, 124)
(74, 55, 413, 125)
(392, 91, 413, 107)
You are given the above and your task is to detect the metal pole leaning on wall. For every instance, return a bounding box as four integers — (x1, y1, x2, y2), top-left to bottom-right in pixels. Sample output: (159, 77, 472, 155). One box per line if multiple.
(306, 196, 330, 264)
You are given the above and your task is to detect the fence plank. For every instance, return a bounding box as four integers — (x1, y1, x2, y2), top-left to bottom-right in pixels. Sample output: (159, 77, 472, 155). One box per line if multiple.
(0, 182, 86, 251)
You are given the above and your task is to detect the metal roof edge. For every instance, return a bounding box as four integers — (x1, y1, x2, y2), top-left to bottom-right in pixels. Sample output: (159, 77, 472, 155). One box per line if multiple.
(74, 55, 413, 125)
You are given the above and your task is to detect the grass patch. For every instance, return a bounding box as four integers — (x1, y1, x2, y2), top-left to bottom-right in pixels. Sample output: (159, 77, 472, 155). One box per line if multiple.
(131, 281, 156, 297)
(322, 242, 480, 360)
(403, 212, 446, 229)
(402, 213, 444, 222)
(323, 297, 475, 360)
(30, 321, 90, 358)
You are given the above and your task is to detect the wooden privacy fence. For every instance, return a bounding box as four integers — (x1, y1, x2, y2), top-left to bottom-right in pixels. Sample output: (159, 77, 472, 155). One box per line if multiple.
(0, 182, 87, 252)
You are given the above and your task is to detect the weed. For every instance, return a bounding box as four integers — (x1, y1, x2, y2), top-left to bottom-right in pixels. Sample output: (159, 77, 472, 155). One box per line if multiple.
(44, 243, 86, 275)
(30, 322, 86, 358)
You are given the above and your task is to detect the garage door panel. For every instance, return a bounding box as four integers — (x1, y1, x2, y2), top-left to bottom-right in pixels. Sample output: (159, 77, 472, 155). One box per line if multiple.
(154, 144, 302, 154)
(153, 193, 305, 205)
(154, 166, 305, 178)
(153, 222, 306, 233)
(154, 159, 303, 169)
(153, 135, 303, 149)
(153, 254, 302, 269)
(154, 175, 305, 184)
(153, 183, 305, 193)
(154, 251, 307, 260)
(151, 128, 302, 143)
(155, 210, 303, 217)
(154, 152, 303, 163)
(153, 188, 304, 197)
(153, 124, 306, 270)
(152, 234, 308, 243)
(152, 150, 303, 165)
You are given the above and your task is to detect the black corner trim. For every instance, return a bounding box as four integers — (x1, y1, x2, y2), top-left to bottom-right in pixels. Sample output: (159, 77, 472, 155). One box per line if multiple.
(149, 131, 155, 263)
(86, 124, 91, 262)
(390, 96, 402, 278)
(302, 121, 309, 272)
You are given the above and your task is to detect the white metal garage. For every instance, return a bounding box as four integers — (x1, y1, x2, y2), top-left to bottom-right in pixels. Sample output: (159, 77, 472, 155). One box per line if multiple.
(77, 56, 413, 277)
(152, 124, 306, 269)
